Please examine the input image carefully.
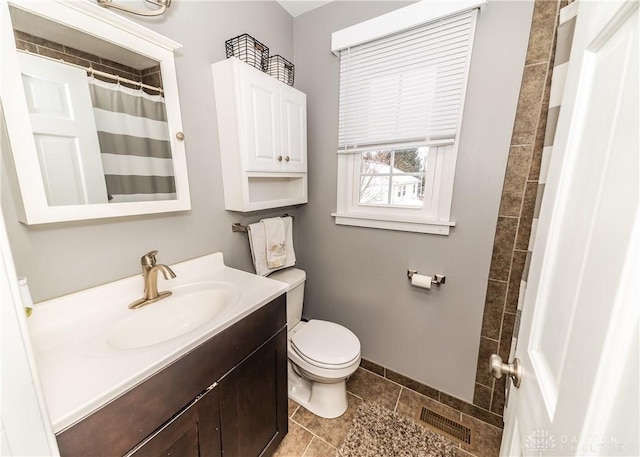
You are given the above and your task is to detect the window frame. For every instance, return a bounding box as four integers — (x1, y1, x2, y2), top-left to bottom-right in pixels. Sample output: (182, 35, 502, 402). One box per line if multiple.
(331, 0, 484, 235)
(334, 142, 456, 235)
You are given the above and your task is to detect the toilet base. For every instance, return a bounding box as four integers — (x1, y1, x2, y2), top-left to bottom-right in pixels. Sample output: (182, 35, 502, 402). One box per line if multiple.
(287, 362, 348, 419)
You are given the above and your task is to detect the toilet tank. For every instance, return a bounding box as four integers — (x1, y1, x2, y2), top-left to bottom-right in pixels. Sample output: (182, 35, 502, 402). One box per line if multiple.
(268, 268, 306, 329)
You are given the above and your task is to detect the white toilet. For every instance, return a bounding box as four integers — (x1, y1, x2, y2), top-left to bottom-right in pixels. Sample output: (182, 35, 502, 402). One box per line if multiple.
(269, 268, 361, 419)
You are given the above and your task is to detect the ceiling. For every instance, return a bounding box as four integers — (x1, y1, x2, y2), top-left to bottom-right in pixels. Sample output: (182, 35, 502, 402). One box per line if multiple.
(276, 0, 334, 17)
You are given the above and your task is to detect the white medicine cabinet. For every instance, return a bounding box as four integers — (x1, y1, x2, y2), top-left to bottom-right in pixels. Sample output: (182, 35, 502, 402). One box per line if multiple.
(212, 57, 307, 212)
(1, 0, 191, 225)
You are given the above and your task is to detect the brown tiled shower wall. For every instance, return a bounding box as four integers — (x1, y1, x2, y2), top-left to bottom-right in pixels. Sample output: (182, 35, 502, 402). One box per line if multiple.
(473, 0, 564, 418)
(357, 2, 567, 428)
(13, 30, 162, 92)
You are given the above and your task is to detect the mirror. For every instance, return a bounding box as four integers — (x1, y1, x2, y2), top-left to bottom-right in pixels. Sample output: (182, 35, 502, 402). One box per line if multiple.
(1, 0, 191, 224)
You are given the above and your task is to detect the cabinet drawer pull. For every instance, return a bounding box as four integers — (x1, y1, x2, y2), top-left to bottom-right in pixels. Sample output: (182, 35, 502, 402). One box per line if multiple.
(285, 156, 290, 162)
(277, 155, 283, 162)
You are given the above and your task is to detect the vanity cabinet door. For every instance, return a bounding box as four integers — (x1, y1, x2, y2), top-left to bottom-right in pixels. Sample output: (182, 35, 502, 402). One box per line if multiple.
(129, 384, 222, 457)
(218, 328, 288, 457)
(197, 384, 223, 457)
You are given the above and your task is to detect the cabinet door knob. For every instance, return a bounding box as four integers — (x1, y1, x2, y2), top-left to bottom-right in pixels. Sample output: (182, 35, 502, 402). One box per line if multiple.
(285, 156, 290, 162)
(176, 131, 185, 141)
(277, 155, 283, 162)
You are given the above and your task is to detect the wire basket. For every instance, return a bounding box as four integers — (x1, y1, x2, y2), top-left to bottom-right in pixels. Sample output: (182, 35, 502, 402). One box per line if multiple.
(225, 34, 269, 72)
(268, 55, 294, 86)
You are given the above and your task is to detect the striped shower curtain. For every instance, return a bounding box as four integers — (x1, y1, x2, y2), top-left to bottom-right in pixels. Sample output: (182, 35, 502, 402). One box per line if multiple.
(88, 78, 176, 202)
(509, 3, 579, 363)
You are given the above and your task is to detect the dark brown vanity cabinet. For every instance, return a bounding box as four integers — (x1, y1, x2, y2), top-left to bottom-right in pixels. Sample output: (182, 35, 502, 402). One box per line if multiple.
(218, 330, 288, 457)
(130, 383, 222, 457)
(56, 295, 287, 457)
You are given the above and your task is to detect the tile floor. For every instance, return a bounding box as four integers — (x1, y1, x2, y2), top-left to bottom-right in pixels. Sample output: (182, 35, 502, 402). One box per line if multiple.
(274, 367, 503, 457)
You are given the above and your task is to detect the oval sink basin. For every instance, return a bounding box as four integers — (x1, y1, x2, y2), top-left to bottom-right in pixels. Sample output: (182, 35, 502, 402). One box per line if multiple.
(106, 281, 241, 350)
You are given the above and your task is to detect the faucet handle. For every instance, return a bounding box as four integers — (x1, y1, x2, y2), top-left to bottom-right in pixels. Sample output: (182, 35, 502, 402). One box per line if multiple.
(141, 250, 158, 267)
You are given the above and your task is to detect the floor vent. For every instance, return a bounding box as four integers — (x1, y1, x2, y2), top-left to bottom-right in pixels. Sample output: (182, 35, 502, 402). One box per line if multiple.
(418, 407, 473, 445)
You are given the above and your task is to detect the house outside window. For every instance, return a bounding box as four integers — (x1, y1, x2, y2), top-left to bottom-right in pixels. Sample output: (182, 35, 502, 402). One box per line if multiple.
(360, 148, 427, 207)
(331, 0, 484, 235)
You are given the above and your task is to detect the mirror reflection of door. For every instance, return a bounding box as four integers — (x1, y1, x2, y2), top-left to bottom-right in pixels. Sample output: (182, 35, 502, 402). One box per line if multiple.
(2, 1, 191, 224)
(18, 52, 108, 206)
(11, 6, 177, 205)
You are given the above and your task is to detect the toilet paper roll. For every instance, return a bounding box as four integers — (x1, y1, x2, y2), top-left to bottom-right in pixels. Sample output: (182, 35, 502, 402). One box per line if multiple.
(411, 273, 432, 290)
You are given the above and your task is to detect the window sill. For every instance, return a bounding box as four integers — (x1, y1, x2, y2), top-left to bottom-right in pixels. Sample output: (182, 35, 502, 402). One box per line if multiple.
(331, 212, 455, 235)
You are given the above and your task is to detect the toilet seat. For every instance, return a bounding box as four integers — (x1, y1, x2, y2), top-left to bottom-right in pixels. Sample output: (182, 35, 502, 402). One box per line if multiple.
(290, 320, 360, 370)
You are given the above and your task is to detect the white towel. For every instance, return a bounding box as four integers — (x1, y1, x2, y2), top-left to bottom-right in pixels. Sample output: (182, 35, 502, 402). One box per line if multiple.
(263, 217, 287, 269)
(248, 216, 296, 276)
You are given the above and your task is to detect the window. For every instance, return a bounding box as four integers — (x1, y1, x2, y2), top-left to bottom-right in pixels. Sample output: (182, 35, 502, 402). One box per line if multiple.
(331, 0, 483, 234)
(360, 148, 427, 207)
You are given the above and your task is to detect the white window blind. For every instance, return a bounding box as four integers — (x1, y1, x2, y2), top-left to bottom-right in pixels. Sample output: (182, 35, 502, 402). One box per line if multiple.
(337, 9, 477, 153)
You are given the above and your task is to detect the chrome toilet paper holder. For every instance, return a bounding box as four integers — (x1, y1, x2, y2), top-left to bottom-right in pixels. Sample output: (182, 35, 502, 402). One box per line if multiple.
(407, 270, 446, 286)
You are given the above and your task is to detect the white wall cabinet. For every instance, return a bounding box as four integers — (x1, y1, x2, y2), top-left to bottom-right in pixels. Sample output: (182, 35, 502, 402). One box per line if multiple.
(212, 57, 307, 211)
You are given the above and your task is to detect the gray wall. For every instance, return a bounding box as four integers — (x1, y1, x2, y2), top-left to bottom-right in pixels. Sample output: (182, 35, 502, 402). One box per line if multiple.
(1, 1, 296, 303)
(292, 0, 533, 401)
(1, 0, 533, 403)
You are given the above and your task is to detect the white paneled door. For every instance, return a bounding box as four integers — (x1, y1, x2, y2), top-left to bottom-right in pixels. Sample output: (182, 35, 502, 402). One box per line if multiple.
(0, 106, 59, 455)
(17, 53, 108, 205)
(500, 1, 639, 456)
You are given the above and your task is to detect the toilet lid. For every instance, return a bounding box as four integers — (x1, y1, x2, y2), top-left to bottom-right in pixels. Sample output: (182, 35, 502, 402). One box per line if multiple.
(291, 320, 360, 368)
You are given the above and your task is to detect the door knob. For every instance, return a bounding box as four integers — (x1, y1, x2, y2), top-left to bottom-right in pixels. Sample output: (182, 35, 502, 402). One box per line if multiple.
(277, 155, 283, 162)
(489, 354, 522, 388)
(285, 156, 290, 162)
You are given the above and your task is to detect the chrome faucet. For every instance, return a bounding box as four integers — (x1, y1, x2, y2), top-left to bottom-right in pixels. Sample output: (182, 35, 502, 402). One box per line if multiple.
(129, 250, 176, 309)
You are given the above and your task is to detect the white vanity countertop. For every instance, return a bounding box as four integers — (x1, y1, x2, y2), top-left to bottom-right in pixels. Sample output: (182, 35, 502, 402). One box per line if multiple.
(27, 252, 287, 434)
